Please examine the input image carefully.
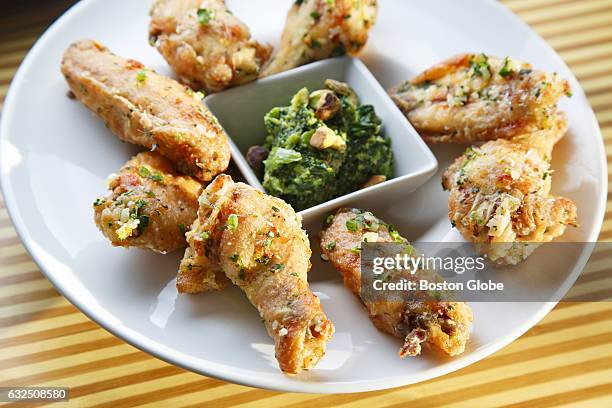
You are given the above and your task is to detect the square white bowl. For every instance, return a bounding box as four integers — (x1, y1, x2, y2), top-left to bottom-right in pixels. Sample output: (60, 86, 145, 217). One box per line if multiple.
(204, 57, 437, 221)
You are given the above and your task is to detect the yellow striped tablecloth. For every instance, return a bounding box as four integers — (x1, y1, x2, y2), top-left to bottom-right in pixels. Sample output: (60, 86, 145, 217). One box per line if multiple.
(1, 0, 611, 406)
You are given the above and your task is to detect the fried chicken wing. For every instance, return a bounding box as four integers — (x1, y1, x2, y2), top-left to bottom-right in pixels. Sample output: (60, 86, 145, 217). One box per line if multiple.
(61, 39, 230, 181)
(94, 152, 203, 253)
(320, 209, 473, 357)
(261, 0, 377, 77)
(178, 175, 334, 373)
(442, 114, 577, 265)
(389, 54, 571, 143)
(149, 0, 272, 93)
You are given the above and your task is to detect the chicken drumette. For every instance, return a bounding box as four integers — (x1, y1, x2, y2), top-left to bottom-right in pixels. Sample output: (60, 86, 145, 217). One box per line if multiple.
(261, 0, 378, 77)
(149, 0, 272, 93)
(320, 208, 473, 357)
(442, 114, 578, 265)
(61, 39, 230, 181)
(389, 54, 571, 144)
(94, 152, 203, 253)
(178, 175, 334, 374)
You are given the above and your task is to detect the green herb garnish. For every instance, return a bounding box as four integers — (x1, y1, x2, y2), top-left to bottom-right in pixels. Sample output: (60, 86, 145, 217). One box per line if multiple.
(470, 54, 490, 77)
(498, 57, 512, 77)
(227, 214, 238, 231)
(138, 215, 149, 234)
(270, 263, 285, 272)
(197, 8, 215, 25)
(136, 70, 147, 83)
(346, 217, 363, 232)
(138, 166, 164, 183)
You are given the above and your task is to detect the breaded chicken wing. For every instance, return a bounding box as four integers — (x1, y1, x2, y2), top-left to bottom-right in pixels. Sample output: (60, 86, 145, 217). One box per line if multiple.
(149, 0, 272, 93)
(94, 152, 203, 253)
(178, 175, 334, 373)
(61, 39, 230, 181)
(261, 0, 377, 77)
(442, 114, 577, 265)
(320, 209, 473, 357)
(389, 54, 571, 143)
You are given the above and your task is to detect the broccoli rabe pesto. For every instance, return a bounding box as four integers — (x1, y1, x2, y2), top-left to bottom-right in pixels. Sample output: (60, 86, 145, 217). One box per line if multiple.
(248, 79, 393, 211)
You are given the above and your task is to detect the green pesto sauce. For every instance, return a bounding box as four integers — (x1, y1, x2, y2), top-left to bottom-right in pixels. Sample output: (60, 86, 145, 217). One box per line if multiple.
(261, 85, 393, 211)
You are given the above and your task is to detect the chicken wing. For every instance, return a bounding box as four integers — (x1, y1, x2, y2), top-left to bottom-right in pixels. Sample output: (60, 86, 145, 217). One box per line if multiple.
(94, 152, 203, 253)
(389, 54, 571, 143)
(149, 0, 272, 93)
(178, 175, 334, 373)
(441, 114, 578, 265)
(320, 209, 473, 357)
(61, 39, 230, 181)
(261, 0, 377, 77)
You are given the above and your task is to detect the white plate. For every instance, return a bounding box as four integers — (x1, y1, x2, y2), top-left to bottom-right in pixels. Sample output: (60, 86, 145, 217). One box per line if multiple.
(0, 0, 606, 394)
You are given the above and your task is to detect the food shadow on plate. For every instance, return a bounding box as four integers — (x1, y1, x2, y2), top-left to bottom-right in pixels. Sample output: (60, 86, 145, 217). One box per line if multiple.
(548, 128, 592, 233)
(54, 80, 143, 175)
(73, 242, 182, 298)
(176, 284, 257, 322)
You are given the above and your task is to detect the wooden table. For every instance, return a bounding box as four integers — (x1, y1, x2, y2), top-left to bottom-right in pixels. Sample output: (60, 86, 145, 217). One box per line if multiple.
(1, 0, 611, 406)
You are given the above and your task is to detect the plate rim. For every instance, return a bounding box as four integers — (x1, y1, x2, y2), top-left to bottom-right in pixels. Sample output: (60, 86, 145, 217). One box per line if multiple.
(0, 0, 607, 394)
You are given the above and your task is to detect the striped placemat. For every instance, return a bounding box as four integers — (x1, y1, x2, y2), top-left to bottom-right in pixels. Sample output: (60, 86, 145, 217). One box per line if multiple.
(1, 0, 611, 406)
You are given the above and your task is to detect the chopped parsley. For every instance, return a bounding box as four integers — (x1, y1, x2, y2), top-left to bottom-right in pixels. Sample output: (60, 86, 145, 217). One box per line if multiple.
(197, 8, 215, 25)
(229, 253, 239, 262)
(137, 215, 149, 234)
(271, 205, 280, 212)
(138, 166, 164, 183)
(326, 241, 336, 251)
(470, 54, 490, 77)
(178, 223, 186, 234)
(200, 231, 210, 240)
(270, 263, 285, 272)
(310, 11, 321, 20)
(256, 255, 271, 265)
(93, 198, 105, 206)
(388, 226, 406, 243)
(136, 70, 147, 83)
(135, 199, 147, 210)
(346, 217, 364, 232)
(227, 214, 239, 231)
(498, 57, 512, 77)
(150, 173, 163, 182)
